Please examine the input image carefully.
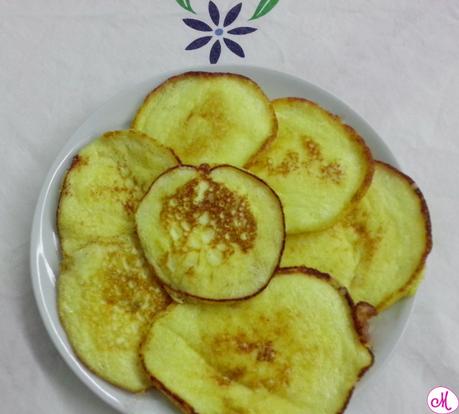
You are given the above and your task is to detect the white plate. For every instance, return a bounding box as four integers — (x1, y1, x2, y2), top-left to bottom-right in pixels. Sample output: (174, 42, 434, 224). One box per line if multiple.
(30, 65, 414, 414)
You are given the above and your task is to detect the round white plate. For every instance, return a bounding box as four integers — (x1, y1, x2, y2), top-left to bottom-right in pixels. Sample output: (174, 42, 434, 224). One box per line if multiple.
(30, 65, 413, 414)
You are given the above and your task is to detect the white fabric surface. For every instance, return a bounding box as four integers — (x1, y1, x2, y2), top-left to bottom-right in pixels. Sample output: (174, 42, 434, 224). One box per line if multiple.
(1, 0, 458, 412)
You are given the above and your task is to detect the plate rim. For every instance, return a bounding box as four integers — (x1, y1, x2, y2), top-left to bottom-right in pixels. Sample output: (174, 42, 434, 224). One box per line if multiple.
(30, 64, 415, 414)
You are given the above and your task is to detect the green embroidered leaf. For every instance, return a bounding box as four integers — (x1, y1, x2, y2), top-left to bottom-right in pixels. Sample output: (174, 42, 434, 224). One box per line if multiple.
(249, 0, 279, 20)
(176, 0, 195, 14)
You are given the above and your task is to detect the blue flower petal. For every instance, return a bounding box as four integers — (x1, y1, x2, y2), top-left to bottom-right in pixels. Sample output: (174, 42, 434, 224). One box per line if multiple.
(185, 36, 213, 50)
(227, 26, 257, 35)
(208, 1, 220, 26)
(224, 3, 242, 27)
(209, 39, 221, 64)
(223, 38, 245, 58)
(183, 18, 213, 32)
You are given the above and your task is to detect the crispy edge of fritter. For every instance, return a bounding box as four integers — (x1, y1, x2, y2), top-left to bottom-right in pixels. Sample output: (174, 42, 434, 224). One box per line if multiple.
(246, 97, 375, 232)
(136, 163, 286, 303)
(56, 129, 181, 256)
(139, 266, 375, 414)
(55, 129, 180, 392)
(373, 161, 432, 311)
(56, 250, 172, 393)
(131, 71, 278, 165)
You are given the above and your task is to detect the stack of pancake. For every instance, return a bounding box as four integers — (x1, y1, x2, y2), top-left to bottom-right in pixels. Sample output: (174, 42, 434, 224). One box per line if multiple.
(57, 72, 431, 413)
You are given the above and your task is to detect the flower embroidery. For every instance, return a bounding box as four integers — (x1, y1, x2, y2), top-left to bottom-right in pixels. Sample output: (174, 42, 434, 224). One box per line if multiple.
(183, 1, 257, 64)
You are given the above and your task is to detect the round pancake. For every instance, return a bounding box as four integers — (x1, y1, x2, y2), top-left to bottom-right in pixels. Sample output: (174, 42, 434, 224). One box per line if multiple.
(58, 236, 170, 392)
(132, 72, 277, 167)
(58, 129, 179, 254)
(282, 162, 432, 310)
(57, 129, 178, 391)
(136, 164, 285, 301)
(141, 268, 373, 414)
(247, 98, 374, 234)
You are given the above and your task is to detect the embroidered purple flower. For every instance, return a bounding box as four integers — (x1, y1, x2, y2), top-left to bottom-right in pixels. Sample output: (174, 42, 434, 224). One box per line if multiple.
(183, 1, 257, 64)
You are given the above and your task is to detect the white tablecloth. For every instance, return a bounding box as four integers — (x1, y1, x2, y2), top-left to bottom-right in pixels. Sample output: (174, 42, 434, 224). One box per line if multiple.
(1, 1, 458, 412)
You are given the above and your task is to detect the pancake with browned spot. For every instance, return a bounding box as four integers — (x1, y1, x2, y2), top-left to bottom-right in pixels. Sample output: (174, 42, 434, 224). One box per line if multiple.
(247, 98, 374, 234)
(58, 130, 179, 254)
(136, 164, 285, 301)
(57, 129, 178, 391)
(141, 268, 373, 414)
(282, 162, 432, 310)
(58, 236, 170, 391)
(132, 72, 277, 167)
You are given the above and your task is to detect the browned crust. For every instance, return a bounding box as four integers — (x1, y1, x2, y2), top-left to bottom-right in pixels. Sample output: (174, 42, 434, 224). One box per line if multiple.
(137, 163, 286, 303)
(245, 97, 375, 233)
(338, 357, 374, 414)
(276, 267, 377, 345)
(56, 129, 180, 248)
(56, 273, 154, 393)
(56, 242, 174, 393)
(277, 267, 375, 414)
(56, 238, 174, 393)
(374, 161, 432, 311)
(353, 302, 378, 344)
(55, 129, 180, 393)
(131, 71, 278, 166)
(137, 164, 196, 207)
(138, 303, 195, 409)
(141, 267, 374, 414)
(56, 240, 173, 393)
(56, 155, 79, 251)
(148, 374, 198, 414)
